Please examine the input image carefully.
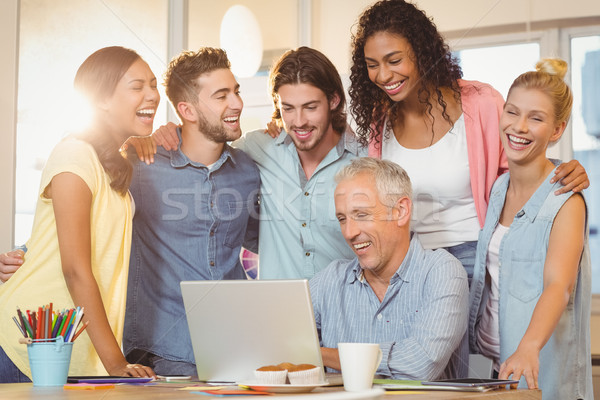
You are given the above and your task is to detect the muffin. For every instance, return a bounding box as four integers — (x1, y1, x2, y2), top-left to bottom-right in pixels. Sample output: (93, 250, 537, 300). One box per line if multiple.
(254, 365, 287, 384)
(277, 362, 297, 371)
(287, 363, 321, 385)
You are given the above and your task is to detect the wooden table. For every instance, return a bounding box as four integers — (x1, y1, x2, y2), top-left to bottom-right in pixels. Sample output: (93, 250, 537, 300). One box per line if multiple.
(0, 383, 541, 400)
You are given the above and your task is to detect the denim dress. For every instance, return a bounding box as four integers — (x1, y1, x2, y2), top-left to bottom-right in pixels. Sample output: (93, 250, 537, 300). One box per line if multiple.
(468, 168, 592, 400)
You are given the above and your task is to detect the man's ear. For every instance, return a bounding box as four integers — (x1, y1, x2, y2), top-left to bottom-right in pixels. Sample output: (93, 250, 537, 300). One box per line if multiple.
(550, 120, 567, 143)
(177, 102, 197, 123)
(395, 196, 412, 227)
(329, 93, 341, 111)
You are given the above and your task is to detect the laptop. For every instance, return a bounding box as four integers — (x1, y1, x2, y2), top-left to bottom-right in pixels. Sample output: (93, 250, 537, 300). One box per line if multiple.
(180, 279, 326, 383)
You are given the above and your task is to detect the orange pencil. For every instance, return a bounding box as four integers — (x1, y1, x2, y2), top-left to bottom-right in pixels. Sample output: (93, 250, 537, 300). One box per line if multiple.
(47, 303, 53, 339)
(60, 309, 74, 338)
(70, 321, 89, 342)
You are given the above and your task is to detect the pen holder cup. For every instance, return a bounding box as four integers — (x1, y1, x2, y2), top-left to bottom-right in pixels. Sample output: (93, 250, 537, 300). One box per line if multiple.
(27, 336, 73, 386)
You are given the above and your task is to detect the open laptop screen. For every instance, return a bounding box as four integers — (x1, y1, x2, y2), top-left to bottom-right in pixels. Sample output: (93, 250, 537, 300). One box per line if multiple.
(180, 279, 325, 383)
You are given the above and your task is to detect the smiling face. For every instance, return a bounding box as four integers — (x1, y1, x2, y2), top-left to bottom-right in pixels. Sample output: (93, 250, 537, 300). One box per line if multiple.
(335, 173, 410, 280)
(277, 83, 340, 155)
(192, 68, 243, 142)
(363, 31, 421, 103)
(101, 59, 160, 140)
(500, 87, 565, 165)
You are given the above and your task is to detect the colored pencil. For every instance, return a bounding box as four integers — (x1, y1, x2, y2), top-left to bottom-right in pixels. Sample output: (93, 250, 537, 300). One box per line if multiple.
(56, 311, 68, 338)
(12, 316, 26, 337)
(16, 307, 26, 337)
(60, 309, 75, 338)
(22, 317, 34, 339)
(67, 308, 84, 342)
(70, 320, 89, 342)
(31, 312, 37, 339)
(51, 314, 63, 338)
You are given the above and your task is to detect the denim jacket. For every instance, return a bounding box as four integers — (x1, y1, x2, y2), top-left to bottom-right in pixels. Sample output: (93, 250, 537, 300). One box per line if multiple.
(468, 167, 592, 400)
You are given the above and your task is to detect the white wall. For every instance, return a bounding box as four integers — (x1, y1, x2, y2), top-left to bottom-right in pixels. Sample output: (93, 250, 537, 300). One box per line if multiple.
(314, 0, 600, 74)
(0, 0, 18, 252)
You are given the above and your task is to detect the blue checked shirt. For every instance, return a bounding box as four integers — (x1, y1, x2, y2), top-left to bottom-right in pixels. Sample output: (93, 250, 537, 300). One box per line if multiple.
(309, 235, 469, 380)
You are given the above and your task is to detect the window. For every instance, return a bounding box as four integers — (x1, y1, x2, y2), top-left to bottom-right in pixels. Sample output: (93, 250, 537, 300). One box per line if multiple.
(15, 0, 169, 245)
(566, 30, 600, 294)
(451, 27, 600, 296)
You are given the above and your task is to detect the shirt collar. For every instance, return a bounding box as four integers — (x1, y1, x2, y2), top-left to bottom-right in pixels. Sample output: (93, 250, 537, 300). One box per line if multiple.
(346, 233, 419, 286)
(169, 126, 235, 169)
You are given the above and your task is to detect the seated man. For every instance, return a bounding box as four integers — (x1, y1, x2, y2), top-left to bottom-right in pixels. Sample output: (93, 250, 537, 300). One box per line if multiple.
(311, 157, 468, 380)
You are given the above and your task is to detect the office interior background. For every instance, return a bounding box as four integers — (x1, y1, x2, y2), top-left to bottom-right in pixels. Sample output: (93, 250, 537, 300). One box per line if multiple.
(1, 0, 599, 392)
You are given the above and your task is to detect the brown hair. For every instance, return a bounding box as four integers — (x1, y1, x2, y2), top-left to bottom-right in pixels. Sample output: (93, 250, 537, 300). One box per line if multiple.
(507, 58, 573, 125)
(269, 47, 347, 134)
(164, 47, 231, 119)
(74, 46, 142, 195)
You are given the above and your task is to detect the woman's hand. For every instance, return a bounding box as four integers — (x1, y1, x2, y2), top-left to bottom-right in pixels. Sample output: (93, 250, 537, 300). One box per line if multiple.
(551, 159, 589, 194)
(0, 249, 24, 283)
(120, 136, 157, 165)
(152, 122, 180, 151)
(264, 119, 282, 138)
(498, 345, 540, 389)
(107, 362, 156, 378)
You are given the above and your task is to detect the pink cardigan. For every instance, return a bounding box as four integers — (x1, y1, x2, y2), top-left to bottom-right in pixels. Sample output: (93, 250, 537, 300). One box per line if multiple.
(368, 79, 508, 228)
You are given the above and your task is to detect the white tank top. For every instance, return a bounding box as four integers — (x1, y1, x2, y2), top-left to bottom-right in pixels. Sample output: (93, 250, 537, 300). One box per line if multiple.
(476, 223, 509, 371)
(382, 114, 480, 248)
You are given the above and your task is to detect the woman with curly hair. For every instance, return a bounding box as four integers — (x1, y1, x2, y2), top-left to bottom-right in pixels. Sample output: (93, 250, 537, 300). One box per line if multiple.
(350, 0, 588, 283)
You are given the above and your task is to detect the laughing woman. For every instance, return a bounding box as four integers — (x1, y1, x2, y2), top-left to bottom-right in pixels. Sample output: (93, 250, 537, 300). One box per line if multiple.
(468, 59, 592, 399)
(0, 47, 159, 381)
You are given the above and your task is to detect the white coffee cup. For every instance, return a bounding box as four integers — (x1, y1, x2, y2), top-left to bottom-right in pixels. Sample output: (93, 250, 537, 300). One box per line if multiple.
(338, 342, 383, 392)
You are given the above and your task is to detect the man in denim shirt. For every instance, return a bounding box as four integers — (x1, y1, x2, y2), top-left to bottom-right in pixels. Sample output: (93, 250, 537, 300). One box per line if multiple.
(123, 48, 260, 376)
(310, 158, 468, 379)
(155, 47, 363, 279)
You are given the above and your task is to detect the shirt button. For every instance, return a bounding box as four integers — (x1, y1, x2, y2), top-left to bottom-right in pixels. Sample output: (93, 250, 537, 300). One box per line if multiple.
(516, 210, 525, 217)
(302, 223, 306, 227)
(210, 230, 215, 236)
(210, 202, 214, 208)
(209, 261, 215, 266)
(377, 314, 383, 320)
(305, 252, 310, 256)
(304, 192, 309, 196)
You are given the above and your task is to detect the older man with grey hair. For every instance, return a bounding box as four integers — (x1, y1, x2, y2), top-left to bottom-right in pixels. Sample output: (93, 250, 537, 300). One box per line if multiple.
(310, 157, 468, 380)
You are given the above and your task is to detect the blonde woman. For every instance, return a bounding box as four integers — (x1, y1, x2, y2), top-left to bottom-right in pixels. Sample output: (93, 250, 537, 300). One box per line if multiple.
(468, 59, 592, 399)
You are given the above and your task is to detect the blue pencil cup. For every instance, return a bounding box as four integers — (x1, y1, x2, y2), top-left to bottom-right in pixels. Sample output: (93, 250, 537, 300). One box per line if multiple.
(27, 336, 73, 386)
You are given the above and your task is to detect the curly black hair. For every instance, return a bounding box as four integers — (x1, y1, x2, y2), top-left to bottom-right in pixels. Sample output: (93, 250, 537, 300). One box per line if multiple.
(349, 0, 463, 147)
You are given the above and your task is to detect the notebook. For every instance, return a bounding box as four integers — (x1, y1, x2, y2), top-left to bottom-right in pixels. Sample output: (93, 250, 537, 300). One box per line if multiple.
(180, 279, 326, 383)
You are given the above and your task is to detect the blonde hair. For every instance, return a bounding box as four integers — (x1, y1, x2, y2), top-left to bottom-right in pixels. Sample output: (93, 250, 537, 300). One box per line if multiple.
(507, 58, 573, 124)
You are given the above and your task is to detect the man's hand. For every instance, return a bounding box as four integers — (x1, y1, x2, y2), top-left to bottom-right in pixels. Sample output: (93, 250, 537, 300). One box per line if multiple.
(264, 120, 282, 138)
(0, 249, 25, 283)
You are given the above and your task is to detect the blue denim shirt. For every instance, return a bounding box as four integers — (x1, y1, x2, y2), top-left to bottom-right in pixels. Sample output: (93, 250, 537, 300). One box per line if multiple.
(469, 168, 592, 399)
(123, 128, 260, 363)
(234, 128, 364, 279)
(310, 235, 469, 380)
